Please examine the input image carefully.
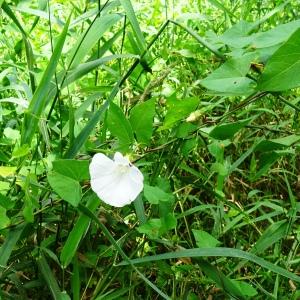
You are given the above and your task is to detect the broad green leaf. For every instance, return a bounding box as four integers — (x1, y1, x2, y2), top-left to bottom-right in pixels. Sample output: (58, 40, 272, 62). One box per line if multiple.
(0, 166, 16, 177)
(107, 102, 134, 151)
(52, 160, 90, 181)
(144, 184, 174, 204)
(21, 14, 70, 145)
(161, 213, 177, 232)
(137, 219, 162, 239)
(0, 193, 14, 209)
(208, 118, 252, 140)
(258, 27, 300, 91)
(232, 280, 257, 297)
(60, 193, 100, 267)
(118, 247, 300, 283)
(160, 96, 199, 130)
(129, 99, 155, 145)
(252, 18, 300, 49)
(137, 214, 176, 239)
(11, 144, 30, 159)
(200, 54, 256, 95)
(47, 172, 82, 207)
(218, 20, 256, 48)
(254, 135, 300, 152)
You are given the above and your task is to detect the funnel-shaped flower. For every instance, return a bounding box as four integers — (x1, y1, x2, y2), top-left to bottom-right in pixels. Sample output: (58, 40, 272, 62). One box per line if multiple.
(89, 152, 144, 207)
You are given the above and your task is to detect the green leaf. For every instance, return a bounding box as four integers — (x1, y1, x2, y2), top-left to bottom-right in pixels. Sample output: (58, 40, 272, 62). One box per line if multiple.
(69, 14, 122, 68)
(208, 118, 252, 140)
(254, 135, 300, 152)
(0, 225, 25, 272)
(120, 0, 146, 53)
(258, 27, 300, 91)
(47, 172, 82, 207)
(37, 253, 67, 300)
(60, 193, 100, 267)
(52, 160, 90, 182)
(0, 193, 14, 209)
(192, 230, 221, 248)
(161, 213, 177, 232)
(64, 54, 138, 87)
(107, 102, 134, 151)
(0, 166, 16, 177)
(231, 280, 257, 297)
(143, 184, 174, 204)
(253, 150, 292, 180)
(251, 220, 288, 254)
(160, 96, 199, 130)
(137, 214, 176, 239)
(11, 144, 30, 159)
(200, 54, 256, 95)
(137, 219, 162, 239)
(21, 14, 70, 145)
(129, 99, 155, 145)
(0, 206, 10, 230)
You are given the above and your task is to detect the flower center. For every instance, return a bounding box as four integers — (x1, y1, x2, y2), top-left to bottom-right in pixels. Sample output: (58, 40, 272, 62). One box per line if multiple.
(116, 163, 130, 174)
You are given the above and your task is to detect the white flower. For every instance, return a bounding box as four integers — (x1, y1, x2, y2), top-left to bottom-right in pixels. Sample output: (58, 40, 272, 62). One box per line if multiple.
(89, 152, 144, 207)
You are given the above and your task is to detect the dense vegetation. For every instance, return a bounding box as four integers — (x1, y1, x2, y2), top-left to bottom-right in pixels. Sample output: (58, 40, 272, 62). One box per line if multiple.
(0, 0, 300, 299)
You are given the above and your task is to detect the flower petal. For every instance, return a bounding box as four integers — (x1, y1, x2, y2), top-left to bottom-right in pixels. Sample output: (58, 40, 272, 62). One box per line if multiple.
(99, 172, 143, 207)
(89, 152, 144, 207)
(114, 152, 130, 165)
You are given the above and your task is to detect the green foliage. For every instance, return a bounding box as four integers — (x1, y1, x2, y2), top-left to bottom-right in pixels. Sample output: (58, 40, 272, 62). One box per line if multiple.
(107, 102, 134, 151)
(1, 0, 300, 299)
(129, 98, 155, 145)
(258, 27, 300, 91)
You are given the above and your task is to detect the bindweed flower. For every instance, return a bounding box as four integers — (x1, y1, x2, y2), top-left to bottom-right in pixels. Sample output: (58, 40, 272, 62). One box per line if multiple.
(89, 152, 144, 207)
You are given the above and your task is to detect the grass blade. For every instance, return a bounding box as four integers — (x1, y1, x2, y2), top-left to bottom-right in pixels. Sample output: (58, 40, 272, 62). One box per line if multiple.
(21, 14, 71, 146)
(117, 247, 300, 283)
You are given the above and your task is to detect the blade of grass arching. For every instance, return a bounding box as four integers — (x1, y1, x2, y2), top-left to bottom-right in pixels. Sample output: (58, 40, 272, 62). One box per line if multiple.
(65, 21, 170, 158)
(21, 14, 71, 146)
(0, 224, 25, 272)
(1, 1, 35, 92)
(77, 204, 172, 300)
(37, 253, 68, 300)
(117, 247, 300, 283)
(169, 20, 225, 60)
(119, 0, 146, 53)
